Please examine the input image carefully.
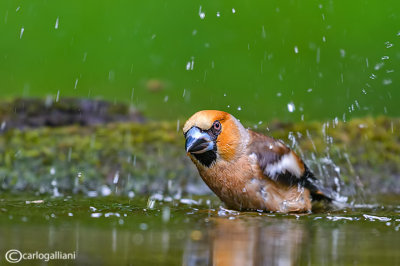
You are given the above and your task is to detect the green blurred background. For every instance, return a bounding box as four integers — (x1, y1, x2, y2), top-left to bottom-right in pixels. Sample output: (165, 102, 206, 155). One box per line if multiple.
(0, 0, 399, 122)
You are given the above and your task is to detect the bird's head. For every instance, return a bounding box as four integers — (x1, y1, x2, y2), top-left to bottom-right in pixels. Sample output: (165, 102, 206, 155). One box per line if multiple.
(183, 110, 247, 167)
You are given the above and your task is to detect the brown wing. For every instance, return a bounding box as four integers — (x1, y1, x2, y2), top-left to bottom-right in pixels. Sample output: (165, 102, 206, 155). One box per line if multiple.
(248, 130, 332, 201)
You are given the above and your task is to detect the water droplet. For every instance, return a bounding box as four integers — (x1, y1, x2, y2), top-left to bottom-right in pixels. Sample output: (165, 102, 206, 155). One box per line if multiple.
(74, 78, 78, 89)
(277, 92, 282, 97)
(101, 185, 111, 196)
(374, 62, 384, 70)
(91, 213, 102, 218)
(261, 25, 266, 39)
(237, 106, 242, 111)
(369, 73, 377, 80)
(385, 41, 393, 48)
(199, 6, 205, 19)
(55, 17, 59, 29)
(50, 167, 56, 175)
(16, 6, 20, 12)
(131, 87, 135, 101)
(287, 102, 295, 112)
(216, 12, 220, 17)
(87, 191, 97, 197)
(307, 88, 313, 92)
(140, 223, 148, 230)
(56, 90, 60, 102)
(294, 46, 299, 53)
(192, 29, 197, 36)
(164, 95, 169, 102)
(383, 79, 392, 85)
(232, 8, 236, 14)
(322, 36, 326, 42)
(113, 171, 119, 184)
(20, 27, 24, 39)
(147, 198, 155, 209)
(108, 70, 115, 81)
(186, 60, 194, 70)
(382, 55, 389, 60)
(340, 49, 346, 58)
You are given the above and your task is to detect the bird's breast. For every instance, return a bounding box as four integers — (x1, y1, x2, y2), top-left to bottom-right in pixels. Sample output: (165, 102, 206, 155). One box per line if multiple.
(195, 155, 312, 213)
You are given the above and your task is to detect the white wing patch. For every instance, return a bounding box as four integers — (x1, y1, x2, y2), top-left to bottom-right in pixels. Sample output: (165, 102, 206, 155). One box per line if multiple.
(249, 152, 258, 162)
(265, 152, 302, 179)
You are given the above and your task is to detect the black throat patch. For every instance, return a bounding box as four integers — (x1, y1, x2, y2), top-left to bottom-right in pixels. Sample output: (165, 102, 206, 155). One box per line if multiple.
(193, 149, 217, 167)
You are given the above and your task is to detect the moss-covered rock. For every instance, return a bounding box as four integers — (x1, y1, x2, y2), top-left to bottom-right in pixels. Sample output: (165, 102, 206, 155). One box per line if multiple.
(0, 99, 399, 198)
(0, 98, 144, 131)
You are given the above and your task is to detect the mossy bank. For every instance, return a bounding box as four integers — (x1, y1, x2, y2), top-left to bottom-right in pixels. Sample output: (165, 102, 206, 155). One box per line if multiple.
(0, 99, 399, 199)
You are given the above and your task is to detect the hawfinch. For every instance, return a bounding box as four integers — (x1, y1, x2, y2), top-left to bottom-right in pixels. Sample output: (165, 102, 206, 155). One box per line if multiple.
(183, 110, 332, 213)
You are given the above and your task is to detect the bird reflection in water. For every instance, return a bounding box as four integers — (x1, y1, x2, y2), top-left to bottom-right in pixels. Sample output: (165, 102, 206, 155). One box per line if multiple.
(183, 216, 305, 266)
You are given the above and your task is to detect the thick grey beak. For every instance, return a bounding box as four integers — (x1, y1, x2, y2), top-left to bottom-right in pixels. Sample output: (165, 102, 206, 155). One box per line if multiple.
(185, 127, 214, 154)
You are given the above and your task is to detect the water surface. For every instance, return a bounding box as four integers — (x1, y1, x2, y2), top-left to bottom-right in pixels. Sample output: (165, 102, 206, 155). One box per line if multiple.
(1, 195, 399, 265)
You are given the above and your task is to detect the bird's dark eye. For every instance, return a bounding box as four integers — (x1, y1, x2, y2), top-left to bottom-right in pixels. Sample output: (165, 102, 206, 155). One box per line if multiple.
(213, 121, 221, 132)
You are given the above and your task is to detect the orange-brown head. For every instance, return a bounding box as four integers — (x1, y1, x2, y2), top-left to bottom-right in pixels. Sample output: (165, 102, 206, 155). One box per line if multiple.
(183, 110, 248, 167)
